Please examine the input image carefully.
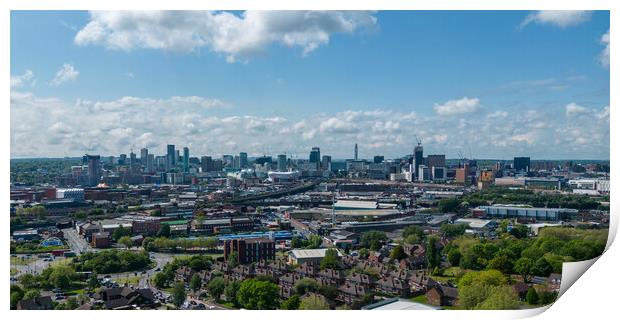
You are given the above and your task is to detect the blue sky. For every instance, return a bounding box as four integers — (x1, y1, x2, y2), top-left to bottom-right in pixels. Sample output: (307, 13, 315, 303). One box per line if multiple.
(10, 10, 610, 159)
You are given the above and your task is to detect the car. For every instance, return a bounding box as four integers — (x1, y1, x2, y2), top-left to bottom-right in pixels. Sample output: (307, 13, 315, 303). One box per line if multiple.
(195, 304, 206, 310)
(190, 300, 197, 305)
(155, 268, 161, 272)
(104, 275, 111, 278)
(10, 277, 17, 281)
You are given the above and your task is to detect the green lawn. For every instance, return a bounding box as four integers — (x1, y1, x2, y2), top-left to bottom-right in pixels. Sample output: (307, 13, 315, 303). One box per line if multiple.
(10, 268, 19, 276)
(10, 256, 35, 265)
(114, 276, 143, 286)
(411, 294, 428, 304)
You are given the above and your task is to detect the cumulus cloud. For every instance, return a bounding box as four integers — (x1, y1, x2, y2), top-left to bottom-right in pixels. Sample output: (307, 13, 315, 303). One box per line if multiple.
(565, 102, 590, 116)
(74, 11, 377, 62)
(599, 30, 610, 68)
(10, 70, 35, 89)
(520, 10, 592, 29)
(50, 63, 79, 86)
(10, 89, 609, 159)
(433, 97, 480, 116)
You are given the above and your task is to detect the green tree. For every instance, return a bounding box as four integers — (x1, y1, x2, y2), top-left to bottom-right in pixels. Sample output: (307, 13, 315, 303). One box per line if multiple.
(172, 281, 186, 308)
(438, 198, 461, 213)
(447, 247, 462, 267)
(526, 287, 539, 305)
(236, 279, 280, 310)
(227, 252, 239, 268)
(18, 273, 38, 289)
(426, 236, 440, 269)
(158, 224, 171, 238)
(475, 285, 519, 310)
(291, 237, 303, 248)
(23, 289, 41, 300)
(402, 225, 424, 239)
(153, 272, 169, 288)
(514, 257, 534, 282)
(320, 248, 340, 269)
(189, 273, 202, 293)
(88, 272, 99, 289)
(299, 294, 330, 310)
(306, 235, 323, 249)
(358, 248, 370, 259)
(224, 280, 241, 305)
(361, 231, 388, 250)
(48, 265, 76, 290)
(458, 269, 508, 309)
(294, 278, 319, 295)
(532, 257, 552, 277)
(112, 225, 132, 242)
(118, 236, 133, 249)
(207, 277, 227, 301)
(440, 223, 467, 238)
(281, 294, 301, 310)
(389, 245, 408, 261)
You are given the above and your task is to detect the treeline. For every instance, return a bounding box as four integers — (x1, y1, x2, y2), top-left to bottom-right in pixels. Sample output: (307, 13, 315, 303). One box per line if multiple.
(142, 236, 219, 253)
(462, 188, 603, 210)
(445, 227, 607, 279)
(72, 250, 152, 274)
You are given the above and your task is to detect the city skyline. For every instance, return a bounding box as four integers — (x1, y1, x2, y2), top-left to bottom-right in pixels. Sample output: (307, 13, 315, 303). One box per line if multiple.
(10, 10, 610, 159)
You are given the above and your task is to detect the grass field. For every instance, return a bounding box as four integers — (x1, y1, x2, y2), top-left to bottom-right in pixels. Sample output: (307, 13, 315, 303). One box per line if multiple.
(10, 268, 19, 276)
(114, 275, 143, 286)
(10, 256, 35, 265)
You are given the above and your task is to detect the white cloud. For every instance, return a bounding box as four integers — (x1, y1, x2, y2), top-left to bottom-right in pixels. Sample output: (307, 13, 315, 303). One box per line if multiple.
(10, 70, 35, 89)
(75, 11, 377, 62)
(50, 63, 79, 86)
(565, 102, 590, 116)
(596, 106, 610, 120)
(520, 10, 592, 29)
(487, 111, 508, 119)
(599, 30, 610, 68)
(433, 97, 480, 116)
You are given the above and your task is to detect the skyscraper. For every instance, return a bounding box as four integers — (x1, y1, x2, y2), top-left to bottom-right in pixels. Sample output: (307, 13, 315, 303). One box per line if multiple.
(201, 156, 213, 172)
(277, 154, 287, 172)
(183, 147, 190, 173)
(514, 157, 531, 172)
(321, 155, 332, 171)
(414, 143, 424, 179)
(166, 144, 175, 171)
(147, 154, 155, 173)
(129, 151, 137, 173)
(239, 152, 248, 168)
(86, 154, 101, 186)
(140, 148, 148, 166)
(354, 143, 358, 161)
(309, 147, 321, 170)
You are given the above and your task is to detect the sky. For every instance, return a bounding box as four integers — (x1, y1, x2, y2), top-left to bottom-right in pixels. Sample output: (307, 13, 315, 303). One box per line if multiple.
(10, 10, 610, 160)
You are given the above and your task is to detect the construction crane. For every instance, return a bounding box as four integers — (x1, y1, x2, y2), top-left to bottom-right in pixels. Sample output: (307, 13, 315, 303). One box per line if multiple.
(414, 135, 422, 146)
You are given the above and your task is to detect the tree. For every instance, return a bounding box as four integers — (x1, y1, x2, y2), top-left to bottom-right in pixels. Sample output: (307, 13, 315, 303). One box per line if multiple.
(389, 245, 408, 261)
(48, 265, 76, 290)
(360, 231, 388, 250)
(514, 257, 534, 282)
(118, 236, 133, 249)
(207, 277, 226, 301)
(447, 247, 462, 267)
(458, 270, 509, 310)
(475, 285, 519, 310)
(358, 248, 370, 259)
(281, 294, 301, 310)
(532, 257, 552, 277)
(88, 272, 99, 289)
(306, 235, 323, 249)
(190, 273, 202, 293)
(509, 225, 530, 239)
(402, 225, 424, 240)
(440, 223, 467, 238)
(236, 279, 280, 310)
(291, 237, 303, 248)
(18, 273, 38, 289)
(294, 278, 319, 295)
(299, 294, 330, 310)
(486, 253, 513, 274)
(112, 225, 131, 242)
(224, 280, 241, 305)
(172, 281, 186, 308)
(158, 224, 171, 238)
(438, 198, 461, 213)
(153, 272, 169, 288)
(142, 237, 154, 251)
(526, 287, 539, 305)
(426, 236, 440, 269)
(320, 248, 340, 269)
(23, 289, 41, 300)
(227, 252, 239, 268)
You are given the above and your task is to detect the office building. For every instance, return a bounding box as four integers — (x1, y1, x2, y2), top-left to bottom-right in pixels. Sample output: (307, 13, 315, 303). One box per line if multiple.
(86, 154, 101, 186)
(140, 148, 148, 166)
(417, 165, 430, 182)
(432, 166, 446, 181)
(166, 144, 175, 171)
(309, 147, 321, 170)
(321, 155, 332, 171)
(478, 205, 577, 221)
(240, 152, 248, 169)
(183, 147, 190, 173)
(373, 155, 384, 164)
(414, 144, 424, 179)
(513, 157, 531, 172)
(223, 155, 234, 168)
(277, 154, 287, 172)
(455, 164, 469, 184)
(426, 154, 446, 168)
(233, 155, 240, 169)
(354, 143, 359, 161)
(223, 238, 275, 264)
(129, 152, 137, 172)
(201, 156, 213, 172)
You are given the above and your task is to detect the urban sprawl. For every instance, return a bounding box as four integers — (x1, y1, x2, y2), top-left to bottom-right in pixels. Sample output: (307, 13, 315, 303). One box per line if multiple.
(10, 142, 610, 310)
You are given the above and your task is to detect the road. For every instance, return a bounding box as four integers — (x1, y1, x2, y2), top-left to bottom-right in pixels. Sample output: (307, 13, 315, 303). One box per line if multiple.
(62, 228, 95, 254)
